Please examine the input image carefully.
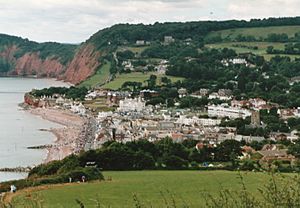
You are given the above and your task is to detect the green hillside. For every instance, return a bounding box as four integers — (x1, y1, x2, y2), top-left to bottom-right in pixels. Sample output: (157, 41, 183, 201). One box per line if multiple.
(206, 41, 300, 60)
(2, 17, 300, 80)
(79, 61, 111, 88)
(206, 25, 300, 41)
(10, 171, 290, 208)
(102, 72, 184, 90)
(87, 17, 300, 50)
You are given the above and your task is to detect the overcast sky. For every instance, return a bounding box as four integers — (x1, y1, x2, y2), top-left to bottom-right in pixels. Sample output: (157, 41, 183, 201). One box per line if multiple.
(0, 0, 299, 43)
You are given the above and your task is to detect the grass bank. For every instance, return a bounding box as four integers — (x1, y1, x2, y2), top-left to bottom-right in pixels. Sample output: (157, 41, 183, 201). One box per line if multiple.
(10, 170, 291, 207)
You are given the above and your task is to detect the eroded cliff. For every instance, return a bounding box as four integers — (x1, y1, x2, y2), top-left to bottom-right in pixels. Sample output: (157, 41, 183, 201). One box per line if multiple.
(0, 43, 101, 84)
(63, 44, 101, 84)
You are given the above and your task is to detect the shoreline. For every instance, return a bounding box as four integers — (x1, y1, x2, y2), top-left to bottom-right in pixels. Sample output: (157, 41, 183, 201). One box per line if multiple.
(28, 107, 88, 163)
(0, 75, 74, 86)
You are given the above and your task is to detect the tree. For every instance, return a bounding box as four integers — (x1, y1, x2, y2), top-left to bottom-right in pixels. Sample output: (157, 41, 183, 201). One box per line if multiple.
(134, 151, 155, 169)
(161, 76, 172, 86)
(147, 74, 157, 88)
(122, 81, 142, 91)
(215, 140, 242, 162)
(288, 140, 300, 159)
(266, 46, 274, 54)
(240, 159, 256, 171)
(163, 155, 188, 169)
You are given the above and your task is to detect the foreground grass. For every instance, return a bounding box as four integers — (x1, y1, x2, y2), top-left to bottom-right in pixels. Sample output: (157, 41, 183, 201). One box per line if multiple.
(102, 72, 184, 90)
(10, 170, 289, 208)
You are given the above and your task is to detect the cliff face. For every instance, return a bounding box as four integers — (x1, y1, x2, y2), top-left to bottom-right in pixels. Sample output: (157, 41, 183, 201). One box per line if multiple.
(63, 44, 101, 84)
(0, 44, 101, 84)
(13, 53, 65, 78)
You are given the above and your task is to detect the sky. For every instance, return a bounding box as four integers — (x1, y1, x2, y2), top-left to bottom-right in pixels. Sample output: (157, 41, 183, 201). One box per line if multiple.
(0, 0, 299, 43)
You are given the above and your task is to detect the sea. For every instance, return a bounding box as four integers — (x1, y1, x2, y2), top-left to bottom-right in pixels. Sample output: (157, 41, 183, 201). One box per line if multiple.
(0, 77, 69, 182)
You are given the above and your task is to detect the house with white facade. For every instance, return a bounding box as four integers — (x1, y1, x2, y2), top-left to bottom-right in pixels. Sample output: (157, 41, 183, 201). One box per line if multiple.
(208, 104, 251, 119)
(222, 58, 249, 66)
(117, 97, 146, 112)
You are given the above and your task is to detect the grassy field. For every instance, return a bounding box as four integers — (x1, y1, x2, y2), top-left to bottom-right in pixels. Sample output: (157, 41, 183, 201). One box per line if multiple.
(117, 46, 149, 55)
(84, 97, 116, 114)
(102, 72, 184, 90)
(206, 41, 300, 60)
(79, 61, 111, 89)
(10, 170, 291, 208)
(207, 25, 300, 40)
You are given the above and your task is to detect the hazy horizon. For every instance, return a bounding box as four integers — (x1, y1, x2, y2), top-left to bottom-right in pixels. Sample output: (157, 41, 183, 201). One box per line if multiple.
(0, 0, 299, 43)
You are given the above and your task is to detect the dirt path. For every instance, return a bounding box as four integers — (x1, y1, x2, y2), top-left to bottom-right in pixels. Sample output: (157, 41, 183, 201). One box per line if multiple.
(2, 183, 77, 205)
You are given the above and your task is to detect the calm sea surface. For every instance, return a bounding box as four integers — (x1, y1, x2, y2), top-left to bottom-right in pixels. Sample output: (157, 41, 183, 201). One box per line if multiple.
(0, 77, 69, 182)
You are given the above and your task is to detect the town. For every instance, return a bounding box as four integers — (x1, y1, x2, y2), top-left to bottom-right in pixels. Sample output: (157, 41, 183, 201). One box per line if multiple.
(24, 81, 300, 169)
(2, 10, 300, 207)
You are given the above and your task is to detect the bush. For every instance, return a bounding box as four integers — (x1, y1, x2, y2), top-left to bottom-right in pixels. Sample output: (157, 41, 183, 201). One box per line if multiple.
(163, 155, 188, 169)
(29, 160, 63, 177)
(58, 154, 81, 174)
(66, 167, 103, 182)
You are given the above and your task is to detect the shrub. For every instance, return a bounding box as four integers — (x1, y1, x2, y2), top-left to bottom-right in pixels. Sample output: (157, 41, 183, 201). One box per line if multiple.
(29, 160, 63, 177)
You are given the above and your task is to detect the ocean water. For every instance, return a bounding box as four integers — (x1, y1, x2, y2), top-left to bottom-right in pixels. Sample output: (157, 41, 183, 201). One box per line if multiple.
(0, 77, 69, 182)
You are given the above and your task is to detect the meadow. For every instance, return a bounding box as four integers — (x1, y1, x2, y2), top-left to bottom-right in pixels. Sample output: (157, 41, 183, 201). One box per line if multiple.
(102, 72, 184, 90)
(9, 170, 291, 208)
(206, 25, 300, 40)
(117, 46, 149, 55)
(206, 41, 300, 60)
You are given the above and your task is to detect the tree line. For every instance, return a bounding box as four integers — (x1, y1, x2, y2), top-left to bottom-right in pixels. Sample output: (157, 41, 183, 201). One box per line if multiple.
(31, 86, 88, 101)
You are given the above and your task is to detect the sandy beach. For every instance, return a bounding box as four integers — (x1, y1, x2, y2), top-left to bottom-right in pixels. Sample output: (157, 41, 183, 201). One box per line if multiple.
(29, 108, 87, 163)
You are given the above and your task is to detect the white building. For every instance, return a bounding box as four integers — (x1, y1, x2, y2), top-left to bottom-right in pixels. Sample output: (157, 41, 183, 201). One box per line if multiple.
(136, 40, 145, 46)
(295, 107, 300, 117)
(122, 61, 134, 71)
(176, 116, 199, 126)
(70, 103, 86, 116)
(208, 104, 251, 119)
(85, 91, 97, 100)
(97, 111, 113, 120)
(117, 97, 146, 112)
(249, 98, 267, 109)
(55, 97, 65, 105)
(199, 118, 221, 126)
(208, 93, 232, 101)
(164, 36, 175, 44)
(222, 58, 249, 67)
(178, 88, 188, 98)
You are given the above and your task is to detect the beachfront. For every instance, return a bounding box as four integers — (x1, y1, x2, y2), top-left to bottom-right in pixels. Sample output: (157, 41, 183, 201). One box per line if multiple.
(29, 108, 89, 163)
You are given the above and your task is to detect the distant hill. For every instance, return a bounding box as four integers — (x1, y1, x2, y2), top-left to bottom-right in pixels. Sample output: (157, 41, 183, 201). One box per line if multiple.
(1, 17, 300, 84)
(0, 34, 78, 78)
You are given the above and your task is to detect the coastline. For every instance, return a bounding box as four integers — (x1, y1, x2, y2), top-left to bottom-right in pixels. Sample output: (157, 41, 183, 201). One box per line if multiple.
(0, 75, 74, 86)
(28, 108, 87, 163)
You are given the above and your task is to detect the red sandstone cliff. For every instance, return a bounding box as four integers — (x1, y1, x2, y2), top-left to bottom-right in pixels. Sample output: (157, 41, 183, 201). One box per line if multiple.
(0, 44, 101, 84)
(63, 44, 101, 84)
(14, 53, 65, 78)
